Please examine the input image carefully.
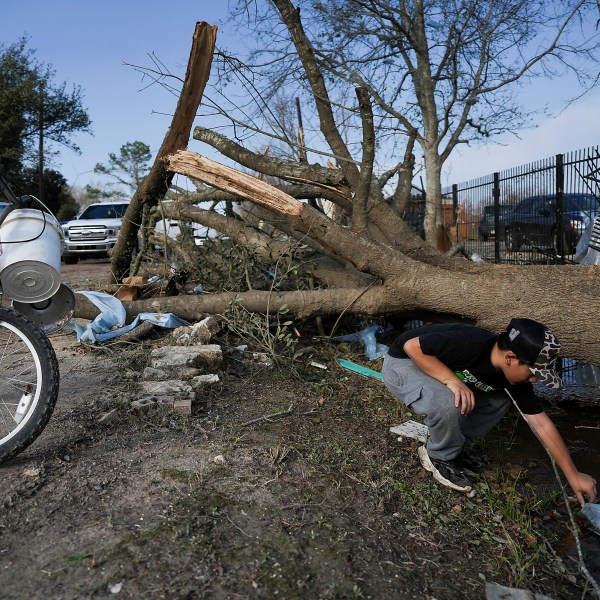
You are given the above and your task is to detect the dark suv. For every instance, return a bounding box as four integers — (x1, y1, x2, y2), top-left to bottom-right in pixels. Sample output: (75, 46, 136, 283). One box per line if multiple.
(503, 193, 599, 254)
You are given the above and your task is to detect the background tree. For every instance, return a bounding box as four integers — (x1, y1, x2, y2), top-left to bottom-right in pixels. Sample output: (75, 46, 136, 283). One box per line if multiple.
(211, 0, 600, 244)
(0, 38, 37, 182)
(93, 141, 152, 200)
(18, 166, 79, 220)
(0, 37, 91, 201)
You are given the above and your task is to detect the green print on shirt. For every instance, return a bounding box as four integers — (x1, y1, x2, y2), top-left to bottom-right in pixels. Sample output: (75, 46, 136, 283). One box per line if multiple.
(454, 369, 496, 392)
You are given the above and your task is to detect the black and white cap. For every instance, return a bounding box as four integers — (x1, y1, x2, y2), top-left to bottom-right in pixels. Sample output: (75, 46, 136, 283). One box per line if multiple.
(505, 318, 561, 389)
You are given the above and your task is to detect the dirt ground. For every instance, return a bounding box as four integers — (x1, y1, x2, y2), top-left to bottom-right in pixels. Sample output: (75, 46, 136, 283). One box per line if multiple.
(1, 260, 597, 599)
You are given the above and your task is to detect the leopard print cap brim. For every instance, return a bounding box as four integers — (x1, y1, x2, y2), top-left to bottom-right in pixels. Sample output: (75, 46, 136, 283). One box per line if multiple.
(529, 365, 562, 389)
(528, 329, 562, 388)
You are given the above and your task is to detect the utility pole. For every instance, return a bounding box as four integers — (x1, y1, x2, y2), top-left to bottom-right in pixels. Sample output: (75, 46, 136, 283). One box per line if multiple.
(38, 81, 45, 203)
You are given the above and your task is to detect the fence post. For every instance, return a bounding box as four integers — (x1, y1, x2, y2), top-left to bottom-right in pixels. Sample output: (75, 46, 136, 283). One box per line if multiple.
(555, 154, 565, 258)
(452, 184, 458, 238)
(493, 172, 501, 262)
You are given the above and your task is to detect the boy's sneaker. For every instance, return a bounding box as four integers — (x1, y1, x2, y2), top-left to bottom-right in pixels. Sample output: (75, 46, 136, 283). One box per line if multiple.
(418, 446, 474, 493)
(455, 449, 485, 477)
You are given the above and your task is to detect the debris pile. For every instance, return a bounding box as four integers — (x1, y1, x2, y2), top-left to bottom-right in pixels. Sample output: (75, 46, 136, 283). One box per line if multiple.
(172, 315, 221, 346)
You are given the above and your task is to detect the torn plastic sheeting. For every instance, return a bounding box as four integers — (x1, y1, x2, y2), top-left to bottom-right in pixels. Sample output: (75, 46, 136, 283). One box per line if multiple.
(261, 269, 285, 288)
(336, 357, 383, 381)
(67, 290, 189, 343)
(581, 502, 600, 535)
(331, 324, 390, 360)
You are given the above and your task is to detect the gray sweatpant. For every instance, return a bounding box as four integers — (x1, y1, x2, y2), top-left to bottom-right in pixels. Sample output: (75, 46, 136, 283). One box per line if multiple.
(382, 355, 510, 461)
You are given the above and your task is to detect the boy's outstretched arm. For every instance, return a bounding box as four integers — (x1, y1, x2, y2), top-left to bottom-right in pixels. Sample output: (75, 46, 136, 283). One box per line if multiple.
(526, 412, 597, 507)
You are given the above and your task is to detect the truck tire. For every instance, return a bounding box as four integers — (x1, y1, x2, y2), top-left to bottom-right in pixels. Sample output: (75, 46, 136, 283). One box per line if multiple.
(504, 230, 522, 252)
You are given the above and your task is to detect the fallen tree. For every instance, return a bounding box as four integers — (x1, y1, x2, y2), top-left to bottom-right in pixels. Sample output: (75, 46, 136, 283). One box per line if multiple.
(140, 150, 596, 365)
(103, 6, 600, 365)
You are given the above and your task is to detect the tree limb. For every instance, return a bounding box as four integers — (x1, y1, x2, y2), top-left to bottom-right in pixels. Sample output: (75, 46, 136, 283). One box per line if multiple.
(193, 126, 350, 191)
(164, 150, 399, 278)
(110, 22, 217, 281)
(270, 0, 360, 187)
(352, 87, 375, 235)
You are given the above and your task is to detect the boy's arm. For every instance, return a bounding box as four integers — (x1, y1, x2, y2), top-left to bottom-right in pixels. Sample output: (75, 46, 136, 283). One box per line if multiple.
(526, 411, 597, 506)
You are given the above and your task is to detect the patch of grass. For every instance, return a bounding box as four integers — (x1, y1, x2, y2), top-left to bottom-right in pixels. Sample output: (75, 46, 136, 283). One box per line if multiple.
(159, 468, 195, 482)
(479, 469, 560, 530)
(495, 523, 547, 589)
(306, 436, 357, 470)
(109, 488, 229, 559)
(63, 553, 93, 563)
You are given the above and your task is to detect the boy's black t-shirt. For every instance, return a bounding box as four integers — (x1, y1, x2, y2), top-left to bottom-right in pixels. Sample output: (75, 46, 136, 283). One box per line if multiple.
(388, 323, 543, 414)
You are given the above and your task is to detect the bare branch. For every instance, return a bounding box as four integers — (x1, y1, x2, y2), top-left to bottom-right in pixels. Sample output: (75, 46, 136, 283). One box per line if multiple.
(352, 87, 375, 235)
(270, 0, 360, 186)
(193, 126, 351, 190)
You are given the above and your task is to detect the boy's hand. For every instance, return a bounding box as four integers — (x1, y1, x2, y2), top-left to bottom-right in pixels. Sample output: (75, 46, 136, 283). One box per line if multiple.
(571, 472, 597, 507)
(445, 379, 475, 415)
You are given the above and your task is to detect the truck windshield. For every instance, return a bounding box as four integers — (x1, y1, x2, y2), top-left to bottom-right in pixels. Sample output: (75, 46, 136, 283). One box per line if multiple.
(79, 204, 129, 219)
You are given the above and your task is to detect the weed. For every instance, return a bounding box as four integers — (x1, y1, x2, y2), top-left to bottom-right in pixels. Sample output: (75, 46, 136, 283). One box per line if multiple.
(269, 443, 292, 476)
(64, 553, 93, 563)
(496, 521, 545, 588)
(222, 299, 299, 364)
(160, 468, 194, 482)
(305, 435, 358, 471)
(479, 466, 560, 532)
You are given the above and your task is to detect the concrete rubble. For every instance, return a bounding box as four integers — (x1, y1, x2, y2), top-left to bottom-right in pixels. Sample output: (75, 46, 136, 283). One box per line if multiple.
(173, 315, 222, 346)
(131, 318, 224, 413)
(129, 317, 275, 413)
(131, 344, 222, 413)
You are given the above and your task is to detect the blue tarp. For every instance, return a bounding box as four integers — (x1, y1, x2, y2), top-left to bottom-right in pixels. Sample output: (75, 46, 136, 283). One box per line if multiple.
(331, 324, 391, 360)
(67, 291, 189, 343)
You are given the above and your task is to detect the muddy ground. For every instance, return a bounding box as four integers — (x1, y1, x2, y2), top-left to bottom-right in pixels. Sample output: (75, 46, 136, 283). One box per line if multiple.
(1, 260, 599, 599)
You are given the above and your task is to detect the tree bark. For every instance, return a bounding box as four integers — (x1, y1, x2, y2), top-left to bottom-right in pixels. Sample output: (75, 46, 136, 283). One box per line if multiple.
(193, 127, 350, 193)
(110, 21, 217, 282)
(74, 260, 600, 365)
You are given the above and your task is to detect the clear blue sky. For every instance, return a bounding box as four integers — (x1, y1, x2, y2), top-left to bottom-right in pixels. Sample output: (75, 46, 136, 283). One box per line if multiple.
(443, 90, 600, 187)
(2, 1, 600, 192)
(0, 1, 232, 191)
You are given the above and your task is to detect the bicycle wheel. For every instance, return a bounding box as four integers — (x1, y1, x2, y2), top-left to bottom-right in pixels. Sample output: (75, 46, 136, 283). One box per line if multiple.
(0, 307, 60, 463)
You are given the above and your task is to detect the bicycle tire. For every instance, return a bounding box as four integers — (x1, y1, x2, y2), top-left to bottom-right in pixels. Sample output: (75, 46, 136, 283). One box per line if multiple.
(0, 306, 60, 463)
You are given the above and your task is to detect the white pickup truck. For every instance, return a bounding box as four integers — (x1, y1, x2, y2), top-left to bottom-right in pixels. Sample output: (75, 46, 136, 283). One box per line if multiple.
(61, 201, 129, 264)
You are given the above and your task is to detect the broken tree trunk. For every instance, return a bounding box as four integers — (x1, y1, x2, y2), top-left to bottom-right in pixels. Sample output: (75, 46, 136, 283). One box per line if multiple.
(110, 21, 217, 282)
(72, 259, 600, 365)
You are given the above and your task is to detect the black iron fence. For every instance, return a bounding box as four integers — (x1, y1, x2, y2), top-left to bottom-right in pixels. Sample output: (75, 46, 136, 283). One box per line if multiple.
(439, 146, 600, 264)
(400, 147, 600, 385)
